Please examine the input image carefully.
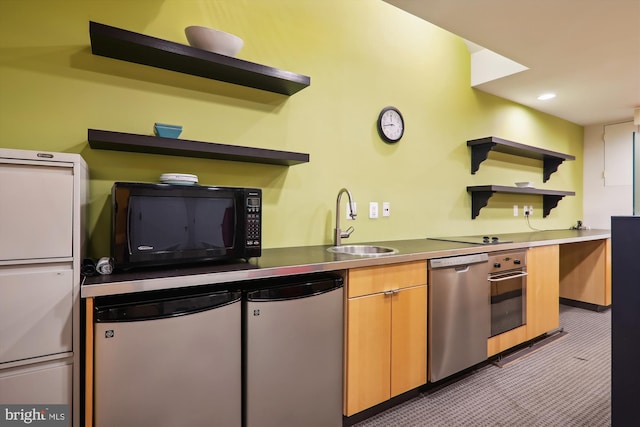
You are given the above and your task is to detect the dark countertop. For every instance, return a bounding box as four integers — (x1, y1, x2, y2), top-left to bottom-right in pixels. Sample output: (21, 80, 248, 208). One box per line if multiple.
(81, 229, 610, 298)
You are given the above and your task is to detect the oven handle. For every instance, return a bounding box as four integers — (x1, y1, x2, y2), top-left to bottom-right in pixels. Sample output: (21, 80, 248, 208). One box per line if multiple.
(488, 271, 528, 282)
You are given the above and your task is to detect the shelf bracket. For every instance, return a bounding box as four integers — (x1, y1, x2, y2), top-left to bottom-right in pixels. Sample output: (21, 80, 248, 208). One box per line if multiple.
(543, 195, 566, 218)
(543, 156, 565, 183)
(470, 190, 495, 219)
(470, 142, 496, 174)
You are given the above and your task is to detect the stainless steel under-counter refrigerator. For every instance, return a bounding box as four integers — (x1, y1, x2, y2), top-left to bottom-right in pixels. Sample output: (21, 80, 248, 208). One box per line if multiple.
(93, 288, 242, 427)
(243, 273, 344, 427)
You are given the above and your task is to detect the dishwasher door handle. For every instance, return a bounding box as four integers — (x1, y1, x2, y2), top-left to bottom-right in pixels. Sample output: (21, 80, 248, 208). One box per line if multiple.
(488, 271, 528, 282)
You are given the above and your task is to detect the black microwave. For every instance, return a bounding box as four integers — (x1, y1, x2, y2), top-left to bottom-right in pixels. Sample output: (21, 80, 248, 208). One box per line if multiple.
(111, 182, 261, 270)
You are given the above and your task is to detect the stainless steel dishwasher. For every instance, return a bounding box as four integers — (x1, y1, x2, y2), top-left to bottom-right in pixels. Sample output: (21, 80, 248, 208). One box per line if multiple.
(244, 273, 343, 427)
(428, 253, 490, 382)
(93, 288, 241, 427)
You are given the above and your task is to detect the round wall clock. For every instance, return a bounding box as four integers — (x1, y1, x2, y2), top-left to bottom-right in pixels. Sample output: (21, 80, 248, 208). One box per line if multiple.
(377, 106, 404, 143)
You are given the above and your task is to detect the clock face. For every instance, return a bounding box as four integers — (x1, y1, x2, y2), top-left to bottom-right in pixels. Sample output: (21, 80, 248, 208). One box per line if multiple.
(377, 107, 404, 143)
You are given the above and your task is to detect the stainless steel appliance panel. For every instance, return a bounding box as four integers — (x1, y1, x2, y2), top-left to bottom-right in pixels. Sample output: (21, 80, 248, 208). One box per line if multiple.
(429, 253, 490, 382)
(94, 290, 241, 427)
(488, 250, 527, 337)
(244, 276, 343, 427)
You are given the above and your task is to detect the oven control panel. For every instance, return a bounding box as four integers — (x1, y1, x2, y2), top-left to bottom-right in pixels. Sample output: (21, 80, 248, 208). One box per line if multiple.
(488, 250, 527, 273)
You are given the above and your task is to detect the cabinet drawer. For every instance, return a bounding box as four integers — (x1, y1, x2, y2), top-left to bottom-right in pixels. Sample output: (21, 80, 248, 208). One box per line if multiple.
(0, 162, 74, 261)
(0, 360, 72, 404)
(0, 265, 73, 364)
(348, 261, 426, 298)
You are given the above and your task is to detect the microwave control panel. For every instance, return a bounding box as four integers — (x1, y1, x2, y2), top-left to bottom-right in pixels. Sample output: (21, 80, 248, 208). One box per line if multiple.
(246, 196, 261, 247)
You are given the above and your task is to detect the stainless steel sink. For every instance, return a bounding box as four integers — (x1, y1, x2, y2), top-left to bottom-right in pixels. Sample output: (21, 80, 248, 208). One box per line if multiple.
(327, 244, 398, 257)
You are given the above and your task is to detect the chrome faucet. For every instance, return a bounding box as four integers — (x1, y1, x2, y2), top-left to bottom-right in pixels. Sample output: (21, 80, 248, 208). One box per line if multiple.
(335, 188, 357, 246)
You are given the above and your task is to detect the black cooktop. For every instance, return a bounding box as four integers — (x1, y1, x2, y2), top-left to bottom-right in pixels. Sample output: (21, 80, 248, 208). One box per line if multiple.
(428, 235, 513, 245)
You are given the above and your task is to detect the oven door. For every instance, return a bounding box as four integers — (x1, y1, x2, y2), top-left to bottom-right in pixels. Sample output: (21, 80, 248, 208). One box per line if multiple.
(489, 269, 527, 336)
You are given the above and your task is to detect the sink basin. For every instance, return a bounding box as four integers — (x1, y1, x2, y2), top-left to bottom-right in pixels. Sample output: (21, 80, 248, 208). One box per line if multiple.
(327, 245, 398, 257)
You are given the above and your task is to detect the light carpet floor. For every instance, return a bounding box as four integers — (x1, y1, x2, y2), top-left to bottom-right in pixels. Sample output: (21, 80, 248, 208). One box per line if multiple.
(355, 305, 611, 427)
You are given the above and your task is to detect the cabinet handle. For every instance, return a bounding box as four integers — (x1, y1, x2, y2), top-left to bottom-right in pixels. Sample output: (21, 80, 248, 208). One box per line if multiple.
(384, 290, 394, 296)
(384, 289, 400, 296)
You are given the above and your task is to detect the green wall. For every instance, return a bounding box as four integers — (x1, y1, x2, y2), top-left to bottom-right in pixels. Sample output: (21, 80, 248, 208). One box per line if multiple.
(0, 0, 583, 258)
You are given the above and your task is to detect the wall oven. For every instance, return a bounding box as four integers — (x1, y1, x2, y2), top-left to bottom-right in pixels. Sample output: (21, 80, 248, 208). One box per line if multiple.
(488, 250, 527, 337)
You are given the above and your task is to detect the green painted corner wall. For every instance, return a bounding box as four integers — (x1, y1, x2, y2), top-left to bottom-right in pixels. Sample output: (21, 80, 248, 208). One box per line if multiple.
(0, 0, 583, 258)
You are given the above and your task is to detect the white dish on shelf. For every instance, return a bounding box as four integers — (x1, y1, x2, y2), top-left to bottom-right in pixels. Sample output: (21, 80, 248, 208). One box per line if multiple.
(162, 180, 197, 186)
(515, 181, 534, 188)
(184, 26, 243, 56)
(160, 173, 198, 185)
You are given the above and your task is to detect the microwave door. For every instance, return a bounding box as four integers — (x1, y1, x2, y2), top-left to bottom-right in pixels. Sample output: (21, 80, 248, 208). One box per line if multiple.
(191, 198, 235, 250)
(128, 196, 190, 254)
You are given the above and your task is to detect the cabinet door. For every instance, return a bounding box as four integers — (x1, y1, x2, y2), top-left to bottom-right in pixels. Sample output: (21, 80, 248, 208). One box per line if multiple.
(0, 265, 73, 364)
(0, 162, 73, 261)
(527, 245, 559, 339)
(344, 293, 391, 416)
(390, 285, 427, 397)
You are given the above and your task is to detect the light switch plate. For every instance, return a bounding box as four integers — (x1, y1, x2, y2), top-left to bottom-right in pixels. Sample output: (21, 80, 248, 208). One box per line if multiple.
(369, 202, 379, 219)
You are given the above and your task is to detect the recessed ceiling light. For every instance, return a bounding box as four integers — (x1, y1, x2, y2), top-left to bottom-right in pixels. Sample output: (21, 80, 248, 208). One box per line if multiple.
(537, 93, 556, 101)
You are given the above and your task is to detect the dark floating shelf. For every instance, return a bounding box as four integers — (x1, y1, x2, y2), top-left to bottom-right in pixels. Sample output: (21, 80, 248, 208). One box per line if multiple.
(468, 137, 575, 182)
(89, 21, 311, 95)
(467, 185, 575, 219)
(88, 129, 309, 166)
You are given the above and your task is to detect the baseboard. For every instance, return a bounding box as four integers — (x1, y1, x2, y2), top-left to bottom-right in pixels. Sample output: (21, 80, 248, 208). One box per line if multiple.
(560, 297, 610, 312)
(492, 329, 568, 368)
(343, 387, 421, 426)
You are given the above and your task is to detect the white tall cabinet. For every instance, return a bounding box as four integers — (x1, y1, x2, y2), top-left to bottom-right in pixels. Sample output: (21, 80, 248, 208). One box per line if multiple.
(0, 148, 87, 427)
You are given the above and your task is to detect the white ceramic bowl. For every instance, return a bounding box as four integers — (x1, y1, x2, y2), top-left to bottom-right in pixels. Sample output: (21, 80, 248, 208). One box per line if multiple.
(515, 181, 534, 188)
(184, 26, 243, 56)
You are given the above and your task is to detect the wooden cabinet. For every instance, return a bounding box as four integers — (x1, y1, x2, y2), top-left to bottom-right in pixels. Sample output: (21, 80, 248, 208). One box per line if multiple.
(526, 245, 560, 339)
(344, 261, 427, 416)
(560, 239, 611, 307)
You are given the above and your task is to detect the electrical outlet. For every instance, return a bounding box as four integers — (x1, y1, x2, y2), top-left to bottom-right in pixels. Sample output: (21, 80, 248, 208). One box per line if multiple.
(369, 202, 379, 219)
(523, 205, 530, 216)
(346, 202, 356, 220)
(382, 202, 391, 217)
(513, 205, 518, 217)
(529, 206, 534, 216)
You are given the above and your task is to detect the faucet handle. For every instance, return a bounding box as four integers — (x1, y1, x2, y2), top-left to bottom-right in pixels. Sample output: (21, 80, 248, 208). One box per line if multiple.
(341, 226, 355, 238)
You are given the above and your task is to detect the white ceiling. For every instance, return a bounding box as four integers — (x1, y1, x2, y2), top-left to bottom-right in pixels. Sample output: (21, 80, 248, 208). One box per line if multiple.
(384, 0, 640, 126)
